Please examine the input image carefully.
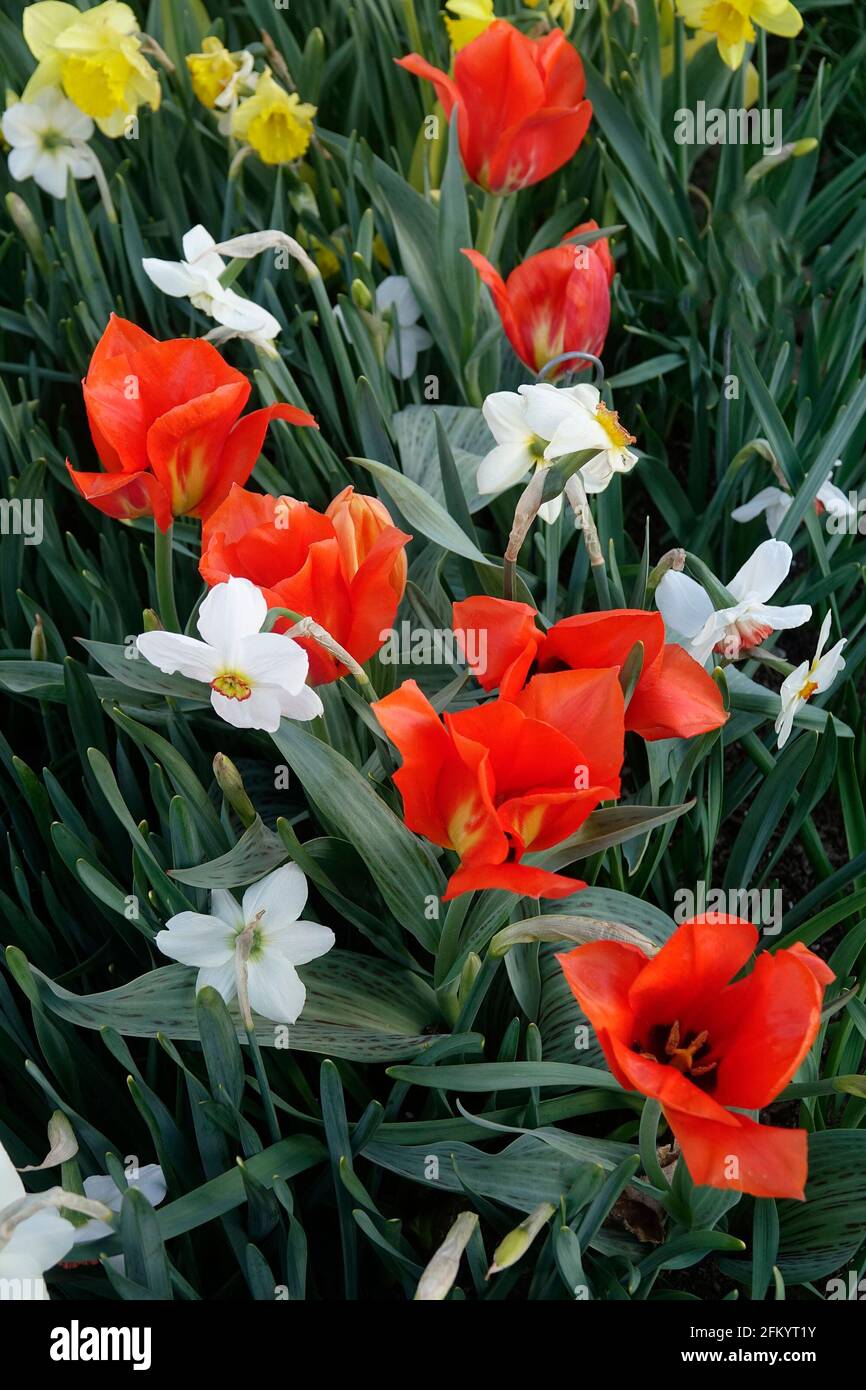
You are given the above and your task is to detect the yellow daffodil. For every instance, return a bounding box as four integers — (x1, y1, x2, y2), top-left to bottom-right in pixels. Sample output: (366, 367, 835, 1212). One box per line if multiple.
(660, 27, 760, 104)
(676, 0, 803, 70)
(186, 36, 239, 110)
(444, 0, 496, 51)
(231, 69, 315, 165)
(525, 0, 576, 31)
(21, 1, 161, 136)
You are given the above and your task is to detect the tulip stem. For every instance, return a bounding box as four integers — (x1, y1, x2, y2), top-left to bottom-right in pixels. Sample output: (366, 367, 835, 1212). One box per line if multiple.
(475, 191, 502, 261)
(153, 522, 181, 632)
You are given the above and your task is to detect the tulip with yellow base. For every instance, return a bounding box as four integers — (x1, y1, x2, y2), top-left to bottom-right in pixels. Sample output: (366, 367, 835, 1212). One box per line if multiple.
(21, 1, 161, 137)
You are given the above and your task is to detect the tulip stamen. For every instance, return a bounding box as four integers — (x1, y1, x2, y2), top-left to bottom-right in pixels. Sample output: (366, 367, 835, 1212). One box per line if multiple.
(664, 1020, 716, 1077)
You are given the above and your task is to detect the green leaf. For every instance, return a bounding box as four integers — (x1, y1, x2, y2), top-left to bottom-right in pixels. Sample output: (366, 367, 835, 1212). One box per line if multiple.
(351, 455, 490, 564)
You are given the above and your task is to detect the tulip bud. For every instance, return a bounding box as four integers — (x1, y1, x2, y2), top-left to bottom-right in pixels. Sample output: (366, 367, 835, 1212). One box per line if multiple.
(213, 753, 257, 828)
(351, 278, 373, 311)
(30, 614, 48, 661)
(5, 192, 49, 274)
(488, 1202, 556, 1276)
(142, 608, 163, 632)
(326, 486, 408, 598)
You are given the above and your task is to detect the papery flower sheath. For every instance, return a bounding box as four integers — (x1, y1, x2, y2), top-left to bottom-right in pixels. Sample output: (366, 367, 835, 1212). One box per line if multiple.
(453, 597, 727, 741)
(373, 674, 625, 900)
(200, 483, 410, 684)
(464, 223, 614, 374)
(67, 315, 316, 530)
(396, 20, 591, 194)
(656, 539, 812, 663)
(558, 914, 834, 1198)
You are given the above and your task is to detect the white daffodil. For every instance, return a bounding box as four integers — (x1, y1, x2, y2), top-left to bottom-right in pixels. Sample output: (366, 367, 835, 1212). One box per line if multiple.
(157, 864, 335, 1025)
(1, 87, 94, 198)
(72, 1165, 167, 1247)
(375, 276, 433, 379)
(732, 467, 856, 535)
(142, 224, 282, 346)
(775, 612, 846, 748)
(136, 576, 323, 733)
(476, 383, 638, 525)
(656, 539, 812, 664)
(0, 1140, 75, 1300)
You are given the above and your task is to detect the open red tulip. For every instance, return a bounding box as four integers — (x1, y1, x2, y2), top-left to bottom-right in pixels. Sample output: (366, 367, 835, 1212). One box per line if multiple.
(452, 596, 727, 741)
(67, 315, 316, 531)
(463, 222, 614, 374)
(396, 21, 591, 194)
(558, 916, 834, 1199)
(372, 674, 624, 900)
(200, 483, 410, 684)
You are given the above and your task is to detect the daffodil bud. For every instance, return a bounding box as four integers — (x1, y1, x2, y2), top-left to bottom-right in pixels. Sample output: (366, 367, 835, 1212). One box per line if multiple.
(792, 137, 818, 157)
(488, 1202, 555, 1276)
(213, 753, 257, 828)
(414, 1212, 478, 1300)
(351, 278, 373, 311)
(30, 614, 47, 661)
(142, 608, 163, 632)
(5, 192, 49, 273)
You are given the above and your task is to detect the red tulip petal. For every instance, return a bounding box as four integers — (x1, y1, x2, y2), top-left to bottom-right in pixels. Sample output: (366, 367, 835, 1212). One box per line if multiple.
(443, 860, 585, 901)
(787, 941, 835, 987)
(627, 914, 759, 1041)
(194, 403, 317, 520)
(273, 538, 353, 684)
(571, 220, 616, 285)
(395, 52, 460, 121)
(541, 609, 666, 678)
(88, 313, 158, 372)
(452, 595, 543, 695)
(462, 249, 527, 364)
(503, 244, 576, 371)
(487, 102, 592, 194)
(373, 680, 505, 863)
(345, 525, 412, 664)
(534, 28, 586, 104)
(498, 783, 610, 853)
(511, 668, 625, 794)
(665, 1106, 809, 1200)
(66, 464, 173, 531)
(626, 642, 728, 740)
(701, 948, 827, 1109)
(200, 483, 278, 560)
(557, 939, 648, 1042)
(446, 698, 585, 803)
(146, 380, 250, 517)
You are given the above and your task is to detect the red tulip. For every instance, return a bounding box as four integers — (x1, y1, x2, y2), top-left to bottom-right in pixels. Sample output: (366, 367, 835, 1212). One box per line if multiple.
(452, 596, 727, 741)
(372, 673, 624, 900)
(67, 315, 316, 532)
(396, 21, 591, 194)
(463, 221, 614, 374)
(558, 916, 834, 1199)
(200, 484, 410, 684)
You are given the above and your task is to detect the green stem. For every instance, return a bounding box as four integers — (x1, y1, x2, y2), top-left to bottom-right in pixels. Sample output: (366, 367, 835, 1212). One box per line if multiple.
(153, 521, 181, 632)
(400, 0, 424, 54)
(475, 190, 502, 260)
(673, 17, 688, 189)
(246, 1025, 281, 1145)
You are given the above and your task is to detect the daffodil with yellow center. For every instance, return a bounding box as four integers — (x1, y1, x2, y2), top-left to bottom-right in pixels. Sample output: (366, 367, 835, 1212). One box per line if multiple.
(186, 36, 239, 110)
(444, 0, 496, 51)
(21, 1, 161, 137)
(676, 0, 803, 70)
(231, 69, 316, 165)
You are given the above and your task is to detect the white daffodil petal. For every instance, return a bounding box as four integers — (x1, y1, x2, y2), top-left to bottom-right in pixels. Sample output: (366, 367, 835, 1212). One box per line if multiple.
(156, 914, 233, 967)
(727, 538, 792, 603)
(209, 889, 245, 931)
(538, 494, 563, 524)
(142, 257, 202, 299)
(757, 602, 812, 631)
(242, 863, 308, 930)
(32, 152, 71, 198)
(730, 486, 790, 523)
(197, 576, 268, 648)
(277, 682, 324, 721)
(182, 223, 225, 277)
(376, 275, 421, 327)
(267, 920, 335, 967)
(477, 442, 534, 495)
(0, 1140, 25, 1210)
(211, 686, 282, 731)
(482, 391, 530, 445)
(3, 1208, 75, 1273)
(656, 570, 715, 638)
(248, 955, 306, 1024)
(519, 382, 585, 441)
(136, 631, 220, 683)
(238, 631, 309, 691)
(196, 959, 238, 1005)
